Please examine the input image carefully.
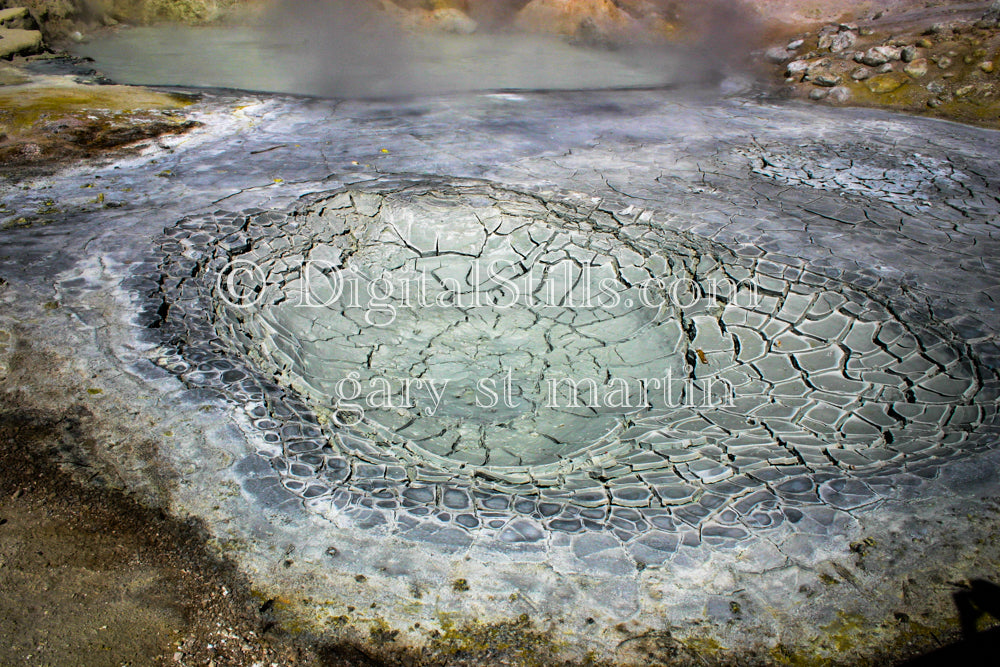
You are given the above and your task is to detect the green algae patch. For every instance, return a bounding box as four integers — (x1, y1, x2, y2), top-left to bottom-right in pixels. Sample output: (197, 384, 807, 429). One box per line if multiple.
(0, 83, 192, 136)
(426, 615, 567, 666)
(0, 82, 198, 179)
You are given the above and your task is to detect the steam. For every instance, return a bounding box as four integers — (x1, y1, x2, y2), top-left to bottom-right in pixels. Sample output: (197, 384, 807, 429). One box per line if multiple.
(72, 0, 765, 98)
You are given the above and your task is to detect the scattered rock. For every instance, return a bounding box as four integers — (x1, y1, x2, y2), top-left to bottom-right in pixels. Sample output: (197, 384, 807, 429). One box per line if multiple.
(867, 71, 909, 94)
(981, 61, 995, 73)
(876, 63, 895, 74)
(936, 56, 953, 69)
(917, 38, 933, 49)
(787, 38, 804, 50)
(901, 45, 918, 63)
(955, 84, 975, 98)
(851, 67, 871, 81)
(904, 59, 928, 78)
(809, 88, 828, 100)
(925, 23, 949, 35)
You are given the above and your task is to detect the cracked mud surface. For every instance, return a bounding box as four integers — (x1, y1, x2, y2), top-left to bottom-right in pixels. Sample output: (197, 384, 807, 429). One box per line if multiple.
(1, 83, 1000, 664)
(142, 177, 998, 559)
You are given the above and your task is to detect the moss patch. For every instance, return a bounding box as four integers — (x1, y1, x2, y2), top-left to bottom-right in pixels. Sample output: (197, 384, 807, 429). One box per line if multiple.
(0, 82, 198, 179)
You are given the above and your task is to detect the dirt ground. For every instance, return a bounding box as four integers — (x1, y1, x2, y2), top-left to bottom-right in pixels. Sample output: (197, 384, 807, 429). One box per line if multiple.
(0, 405, 390, 666)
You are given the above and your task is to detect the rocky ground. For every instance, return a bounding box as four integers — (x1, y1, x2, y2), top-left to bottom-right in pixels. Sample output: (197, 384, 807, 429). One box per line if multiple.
(0, 403, 330, 666)
(762, 1, 1000, 128)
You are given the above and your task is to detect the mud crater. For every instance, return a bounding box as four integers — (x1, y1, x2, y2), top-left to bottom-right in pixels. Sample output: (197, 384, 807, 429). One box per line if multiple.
(138, 177, 999, 555)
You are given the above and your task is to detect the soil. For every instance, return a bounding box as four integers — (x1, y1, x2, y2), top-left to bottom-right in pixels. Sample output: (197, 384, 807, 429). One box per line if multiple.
(0, 405, 343, 666)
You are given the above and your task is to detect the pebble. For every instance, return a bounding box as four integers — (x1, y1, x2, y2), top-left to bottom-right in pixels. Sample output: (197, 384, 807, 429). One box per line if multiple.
(901, 45, 918, 63)
(813, 74, 841, 87)
(787, 39, 804, 50)
(981, 61, 995, 73)
(809, 88, 829, 100)
(904, 59, 928, 78)
(937, 56, 952, 69)
(851, 67, 872, 81)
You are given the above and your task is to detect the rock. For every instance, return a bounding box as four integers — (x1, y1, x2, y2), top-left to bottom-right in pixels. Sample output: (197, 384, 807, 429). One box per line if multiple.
(0, 28, 44, 59)
(420, 8, 477, 34)
(851, 67, 871, 81)
(901, 45, 918, 63)
(955, 84, 975, 98)
(828, 86, 852, 103)
(785, 60, 810, 78)
(936, 56, 952, 69)
(829, 31, 856, 53)
(860, 46, 901, 67)
(515, 0, 635, 40)
(804, 59, 831, 79)
(69, 30, 84, 43)
(787, 38, 804, 50)
(925, 23, 948, 35)
(766, 46, 791, 64)
(866, 71, 908, 94)
(904, 59, 928, 78)
(839, 22, 859, 32)
(859, 27, 874, 36)
(809, 88, 828, 100)
(927, 97, 941, 108)
(813, 73, 841, 87)
(0, 7, 38, 31)
(876, 63, 894, 74)
(917, 38, 933, 49)
(926, 81, 945, 94)
(981, 61, 995, 73)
